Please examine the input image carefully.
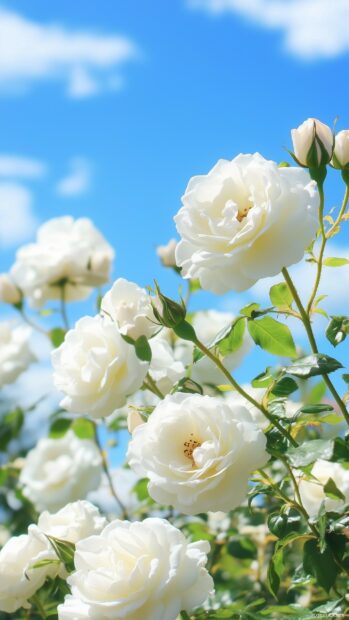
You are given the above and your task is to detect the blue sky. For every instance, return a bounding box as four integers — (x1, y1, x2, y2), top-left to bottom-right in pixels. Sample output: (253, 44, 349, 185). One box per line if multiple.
(1, 0, 349, 394)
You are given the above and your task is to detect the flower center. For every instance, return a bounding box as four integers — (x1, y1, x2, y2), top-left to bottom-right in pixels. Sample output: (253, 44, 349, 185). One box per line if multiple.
(236, 200, 254, 222)
(183, 433, 201, 464)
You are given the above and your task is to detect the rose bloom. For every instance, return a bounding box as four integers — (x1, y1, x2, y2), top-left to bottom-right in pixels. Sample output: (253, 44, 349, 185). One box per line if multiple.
(52, 315, 149, 418)
(37, 500, 107, 543)
(101, 277, 158, 341)
(19, 430, 103, 512)
(58, 518, 213, 620)
(298, 459, 349, 518)
(0, 273, 21, 304)
(10, 216, 114, 307)
(0, 322, 35, 387)
(174, 153, 319, 293)
(0, 525, 58, 613)
(127, 393, 268, 514)
(156, 239, 178, 267)
(332, 129, 349, 169)
(291, 118, 333, 167)
(149, 334, 186, 394)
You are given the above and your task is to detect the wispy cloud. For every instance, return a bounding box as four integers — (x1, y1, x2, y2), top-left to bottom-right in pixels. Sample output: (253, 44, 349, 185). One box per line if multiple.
(189, 0, 349, 60)
(0, 155, 46, 179)
(0, 7, 138, 98)
(56, 157, 91, 197)
(0, 183, 37, 248)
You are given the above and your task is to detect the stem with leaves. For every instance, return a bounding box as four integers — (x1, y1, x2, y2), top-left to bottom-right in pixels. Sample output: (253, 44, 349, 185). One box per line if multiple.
(194, 338, 298, 447)
(93, 423, 128, 519)
(282, 267, 349, 426)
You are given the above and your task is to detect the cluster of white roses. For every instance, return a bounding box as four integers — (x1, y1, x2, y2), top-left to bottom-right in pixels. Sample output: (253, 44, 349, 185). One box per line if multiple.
(1, 117, 349, 619)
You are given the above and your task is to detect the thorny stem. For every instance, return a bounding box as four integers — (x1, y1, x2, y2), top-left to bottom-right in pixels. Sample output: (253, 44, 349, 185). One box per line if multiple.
(195, 338, 298, 447)
(282, 267, 349, 426)
(93, 423, 128, 519)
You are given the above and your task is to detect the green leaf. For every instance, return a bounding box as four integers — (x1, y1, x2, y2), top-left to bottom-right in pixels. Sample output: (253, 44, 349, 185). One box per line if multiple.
(307, 381, 326, 404)
(134, 335, 152, 362)
(296, 403, 334, 415)
(252, 367, 275, 388)
(287, 439, 334, 467)
(303, 538, 340, 591)
(175, 377, 203, 395)
(49, 417, 72, 438)
(248, 317, 297, 358)
(269, 282, 293, 308)
(271, 377, 298, 397)
(267, 544, 284, 597)
(323, 477, 345, 501)
(285, 354, 343, 378)
(323, 257, 349, 267)
(47, 537, 75, 573)
(268, 511, 301, 539)
(72, 418, 95, 440)
(49, 327, 66, 348)
(0, 408, 24, 451)
(173, 320, 197, 342)
(326, 316, 349, 347)
(240, 302, 260, 317)
(216, 318, 246, 356)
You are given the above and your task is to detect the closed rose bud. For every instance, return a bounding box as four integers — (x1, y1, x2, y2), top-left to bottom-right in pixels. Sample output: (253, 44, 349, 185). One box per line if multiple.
(332, 130, 349, 169)
(156, 239, 178, 267)
(0, 274, 21, 305)
(291, 118, 333, 168)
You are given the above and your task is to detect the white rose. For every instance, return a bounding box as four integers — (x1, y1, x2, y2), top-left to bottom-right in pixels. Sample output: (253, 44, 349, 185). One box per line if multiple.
(101, 278, 158, 341)
(332, 130, 349, 169)
(298, 459, 349, 518)
(127, 393, 268, 514)
(10, 216, 114, 307)
(58, 518, 213, 620)
(19, 430, 103, 512)
(0, 322, 35, 387)
(156, 239, 178, 267)
(37, 500, 107, 543)
(175, 154, 319, 293)
(0, 273, 21, 304)
(226, 386, 301, 430)
(52, 315, 149, 418)
(0, 525, 58, 613)
(149, 333, 187, 394)
(291, 118, 334, 167)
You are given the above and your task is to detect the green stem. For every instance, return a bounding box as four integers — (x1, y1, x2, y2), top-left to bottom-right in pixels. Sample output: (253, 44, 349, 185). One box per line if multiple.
(60, 284, 69, 331)
(31, 594, 46, 619)
(93, 423, 128, 519)
(307, 183, 326, 315)
(282, 268, 349, 426)
(195, 339, 298, 447)
(280, 458, 319, 537)
(327, 183, 349, 237)
(145, 373, 164, 399)
(17, 307, 48, 336)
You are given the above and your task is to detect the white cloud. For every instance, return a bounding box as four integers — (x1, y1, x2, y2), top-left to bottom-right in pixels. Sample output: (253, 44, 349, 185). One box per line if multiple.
(0, 155, 46, 179)
(0, 7, 137, 98)
(189, 0, 349, 60)
(56, 157, 91, 197)
(0, 182, 37, 248)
